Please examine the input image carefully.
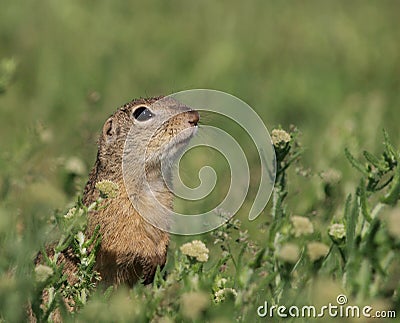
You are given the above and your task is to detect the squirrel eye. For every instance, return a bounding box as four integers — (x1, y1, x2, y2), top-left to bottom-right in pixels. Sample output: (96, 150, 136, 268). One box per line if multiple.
(133, 106, 153, 121)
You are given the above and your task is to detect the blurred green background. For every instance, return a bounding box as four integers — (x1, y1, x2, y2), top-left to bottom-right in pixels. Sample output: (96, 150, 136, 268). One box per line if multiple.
(1, 0, 400, 319)
(2, 0, 399, 224)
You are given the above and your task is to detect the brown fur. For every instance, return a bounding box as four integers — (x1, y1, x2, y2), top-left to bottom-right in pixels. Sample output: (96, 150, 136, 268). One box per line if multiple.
(84, 96, 198, 286)
(31, 96, 199, 321)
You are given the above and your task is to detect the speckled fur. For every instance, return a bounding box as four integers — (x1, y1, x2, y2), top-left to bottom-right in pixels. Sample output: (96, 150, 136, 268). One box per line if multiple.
(83, 96, 198, 286)
(31, 96, 198, 321)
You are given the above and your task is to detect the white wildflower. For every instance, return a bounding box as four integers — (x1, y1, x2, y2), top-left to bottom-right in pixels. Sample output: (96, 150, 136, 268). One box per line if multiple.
(65, 207, 76, 219)
(35, 265, 54, 282)
(307, 242, 329, 261)
(271, 129, 291, 148)
(277, 243, 300, 264)
(321, 168, 342, 184)
(76, 231, 85, 247)
(64, 206, 84, 219)
(65, 157, 86, 175)
(328, 223, 346, 239)
(214, 288, 238, 303)
(95, 180, 119, 198)
(181, 292, 209, 320)
(291, 215, 314, 237)
(216, 278, 228, 289)
(180, 240, 209, 262)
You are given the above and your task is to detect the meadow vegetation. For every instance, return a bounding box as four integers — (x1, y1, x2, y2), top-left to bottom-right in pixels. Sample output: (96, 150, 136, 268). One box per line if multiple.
(1, 1, 400, 322)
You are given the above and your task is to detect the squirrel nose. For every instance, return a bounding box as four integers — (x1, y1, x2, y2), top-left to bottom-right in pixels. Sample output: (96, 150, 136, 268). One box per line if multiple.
(188, 110, 199, 126)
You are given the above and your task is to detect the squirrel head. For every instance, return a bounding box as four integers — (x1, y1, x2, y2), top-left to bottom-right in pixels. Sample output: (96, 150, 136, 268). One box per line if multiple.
(96, 96, 199, 186)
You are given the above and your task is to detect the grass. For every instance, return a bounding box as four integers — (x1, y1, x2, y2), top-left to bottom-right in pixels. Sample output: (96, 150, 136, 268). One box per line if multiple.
(1, 1, 400, 322)
(20, 130, 400, 322)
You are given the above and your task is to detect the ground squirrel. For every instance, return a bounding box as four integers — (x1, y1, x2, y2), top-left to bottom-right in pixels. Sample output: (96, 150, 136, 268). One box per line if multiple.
(36, 96, 199, 288)
(83, 96, 199, 286)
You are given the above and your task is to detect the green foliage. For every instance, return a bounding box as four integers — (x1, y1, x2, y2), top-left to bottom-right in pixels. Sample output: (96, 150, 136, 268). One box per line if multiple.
(0, 58, 16, 94)
(2, 1, 400, 321)
(4, 128, 397, 322)
(31, 199, 102, 322)
(342, 131, 400, 302)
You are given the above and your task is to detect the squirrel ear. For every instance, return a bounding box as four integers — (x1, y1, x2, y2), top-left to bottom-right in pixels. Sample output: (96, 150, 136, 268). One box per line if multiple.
(102, 117, 117, 143)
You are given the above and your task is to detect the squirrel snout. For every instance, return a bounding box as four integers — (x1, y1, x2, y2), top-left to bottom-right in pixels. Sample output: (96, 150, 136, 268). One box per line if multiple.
(188, 110, 200, 126)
